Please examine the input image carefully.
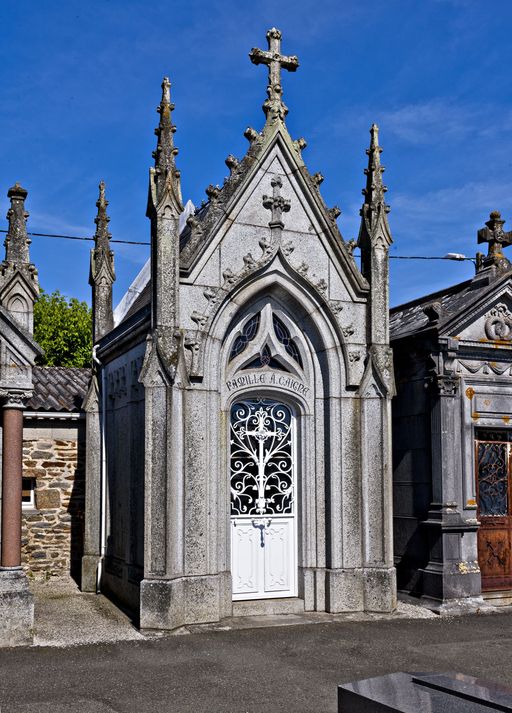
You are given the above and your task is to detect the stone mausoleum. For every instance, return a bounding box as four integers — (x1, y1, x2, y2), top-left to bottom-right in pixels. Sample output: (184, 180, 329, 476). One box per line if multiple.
(80, 28, 397, 629)
(391, 212, 512, 612)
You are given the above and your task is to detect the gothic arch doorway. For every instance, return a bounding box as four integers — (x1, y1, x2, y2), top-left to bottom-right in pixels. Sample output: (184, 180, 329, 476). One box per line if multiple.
(230, 398, 297, 600)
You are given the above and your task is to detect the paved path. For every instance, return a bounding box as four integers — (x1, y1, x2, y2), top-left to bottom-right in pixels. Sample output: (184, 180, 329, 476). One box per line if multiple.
(2, 611, 512, 712)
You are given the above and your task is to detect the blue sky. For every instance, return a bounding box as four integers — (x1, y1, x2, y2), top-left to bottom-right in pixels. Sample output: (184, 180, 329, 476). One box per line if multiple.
(1, 0, 511, 308)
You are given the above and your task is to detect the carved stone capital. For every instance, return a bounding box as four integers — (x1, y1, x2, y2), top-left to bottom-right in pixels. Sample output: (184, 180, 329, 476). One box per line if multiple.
(433, 374, 459, 397)
(0, 390, 31, 409)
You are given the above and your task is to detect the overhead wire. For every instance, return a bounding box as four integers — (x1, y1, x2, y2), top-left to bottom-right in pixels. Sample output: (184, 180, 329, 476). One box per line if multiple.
(0, 228, 477, 261)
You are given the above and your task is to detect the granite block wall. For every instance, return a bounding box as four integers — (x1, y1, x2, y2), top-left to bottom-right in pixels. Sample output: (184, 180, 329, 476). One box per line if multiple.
(21, 422, 85, 580)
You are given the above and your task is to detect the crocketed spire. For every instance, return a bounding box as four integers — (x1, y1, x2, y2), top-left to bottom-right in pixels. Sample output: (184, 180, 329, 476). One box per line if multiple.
(151, 77, 183, 211)
(358, 124, 392, 251)
(0, 183, 39, 333)
(3, 183, 31, 266)
(89, 181, 115, 341)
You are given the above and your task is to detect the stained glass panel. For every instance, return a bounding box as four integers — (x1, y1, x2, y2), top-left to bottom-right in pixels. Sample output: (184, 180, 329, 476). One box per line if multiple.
(229, 313, 260, 361)
(272, 314, 303, 367)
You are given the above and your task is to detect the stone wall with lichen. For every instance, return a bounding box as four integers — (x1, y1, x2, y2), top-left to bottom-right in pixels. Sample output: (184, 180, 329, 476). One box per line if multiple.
(21, 421, 85, 580)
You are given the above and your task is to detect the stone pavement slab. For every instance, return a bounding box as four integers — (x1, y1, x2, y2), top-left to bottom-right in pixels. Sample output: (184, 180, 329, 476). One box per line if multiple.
(31, 578, 144, 647)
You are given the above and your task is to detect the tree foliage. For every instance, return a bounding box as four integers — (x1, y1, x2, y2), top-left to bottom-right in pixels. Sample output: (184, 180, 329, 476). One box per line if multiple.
(33, 290, 92, 368)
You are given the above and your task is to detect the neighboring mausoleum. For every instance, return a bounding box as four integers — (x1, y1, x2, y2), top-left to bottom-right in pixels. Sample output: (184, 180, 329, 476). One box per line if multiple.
(391, 210, 512, 611)
(0, 183, 42, 645)
(22, 366, 89, 580)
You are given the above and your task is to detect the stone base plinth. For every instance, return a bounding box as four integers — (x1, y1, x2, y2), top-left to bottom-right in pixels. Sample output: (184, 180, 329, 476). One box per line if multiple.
(421, 559, 482, 608)
(81, 554, 100, 592)
(325, 568, 364, 612)
(325, 566, 396, 613)
(363, 566, 397, 612)
(140, 573, 231, 631)
(420, 594, 485, 616)
(0, 568, 34, 647)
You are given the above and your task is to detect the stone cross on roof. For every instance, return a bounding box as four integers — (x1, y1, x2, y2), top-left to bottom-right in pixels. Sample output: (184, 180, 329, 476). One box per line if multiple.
(477, 211, 512, 275)
(249, 28, 299, 122)
(478, 211, 512, 256)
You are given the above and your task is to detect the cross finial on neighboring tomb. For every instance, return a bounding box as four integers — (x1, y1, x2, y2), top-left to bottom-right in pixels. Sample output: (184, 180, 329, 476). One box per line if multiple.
(478, 211, 512, 258)
(263, 176, 291, 228)
(249, 28, 299, 122)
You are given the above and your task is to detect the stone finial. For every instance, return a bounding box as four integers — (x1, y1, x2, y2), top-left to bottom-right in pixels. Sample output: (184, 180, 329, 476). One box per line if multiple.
(476, 210, 512, 274)
(4, 183, 31, 266)
(89, 181, 115, 341)
(362, 124, 389, 212)
(151, 77, 183, 211)
(0, 183, 39, 333)
(358, 124, 392, 251)
(357, 124, 393, 348)
(249, 28, 299, 123)
(93, 181, 111, 250)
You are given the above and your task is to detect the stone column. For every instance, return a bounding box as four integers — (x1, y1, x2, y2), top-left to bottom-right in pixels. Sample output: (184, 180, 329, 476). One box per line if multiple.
(421, 373, 481, 613)
(0, 393, 34, 647)
(1, 405, 23, 567)
(81, 374, 102, 591)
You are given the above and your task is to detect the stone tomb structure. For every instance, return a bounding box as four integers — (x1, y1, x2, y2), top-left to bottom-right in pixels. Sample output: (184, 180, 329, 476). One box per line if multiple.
(82, 29, 396, 629)
(0, 184, 42, 645)
(391, 212, 512, 611)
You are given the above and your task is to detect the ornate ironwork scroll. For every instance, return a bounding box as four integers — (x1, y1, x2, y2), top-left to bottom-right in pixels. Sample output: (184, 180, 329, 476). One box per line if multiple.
(230, 399, 294, 517)
(477, 441, 509, 516)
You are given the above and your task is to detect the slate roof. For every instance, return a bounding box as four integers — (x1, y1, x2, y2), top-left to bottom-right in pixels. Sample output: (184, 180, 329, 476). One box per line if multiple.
(390, 279, 474, 340)
(27, 366, 91, 413)
(390, 268, 512, 341)
(122, 281, 151, 322)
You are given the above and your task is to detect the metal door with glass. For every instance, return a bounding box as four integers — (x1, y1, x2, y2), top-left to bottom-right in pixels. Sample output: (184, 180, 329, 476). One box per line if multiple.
(476, 430, 512, 590)
(230, 399, 297, 600)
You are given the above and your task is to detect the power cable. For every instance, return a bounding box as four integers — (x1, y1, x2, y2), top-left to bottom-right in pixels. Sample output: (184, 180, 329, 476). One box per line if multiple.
(0, 228, 477, 261)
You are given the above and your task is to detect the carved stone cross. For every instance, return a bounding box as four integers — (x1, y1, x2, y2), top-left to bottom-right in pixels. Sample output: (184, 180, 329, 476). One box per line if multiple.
(249, 28, 299, 120)
(478, 211, 512, 258)
(263, 176, 291, 228)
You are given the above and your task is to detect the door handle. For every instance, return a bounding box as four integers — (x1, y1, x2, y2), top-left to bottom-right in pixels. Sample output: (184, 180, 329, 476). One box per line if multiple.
(251, 519, 272, 547)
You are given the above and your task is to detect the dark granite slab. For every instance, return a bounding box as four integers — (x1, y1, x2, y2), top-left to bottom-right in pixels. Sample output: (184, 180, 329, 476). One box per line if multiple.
(338, 672, 512, 712)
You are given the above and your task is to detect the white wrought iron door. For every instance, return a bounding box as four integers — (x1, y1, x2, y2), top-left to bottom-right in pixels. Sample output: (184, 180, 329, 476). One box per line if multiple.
(230, 399, 297, 600)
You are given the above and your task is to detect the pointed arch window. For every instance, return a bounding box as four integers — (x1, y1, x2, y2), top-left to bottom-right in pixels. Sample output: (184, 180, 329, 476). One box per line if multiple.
(228, 305, 305, 376)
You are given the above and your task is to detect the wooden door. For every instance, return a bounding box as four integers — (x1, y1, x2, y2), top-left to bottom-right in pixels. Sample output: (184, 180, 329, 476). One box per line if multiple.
(476, 431, 512, 590)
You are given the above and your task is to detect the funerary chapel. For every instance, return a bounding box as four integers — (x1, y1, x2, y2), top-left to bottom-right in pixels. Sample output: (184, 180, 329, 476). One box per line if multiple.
(4, 29, 512, 645)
